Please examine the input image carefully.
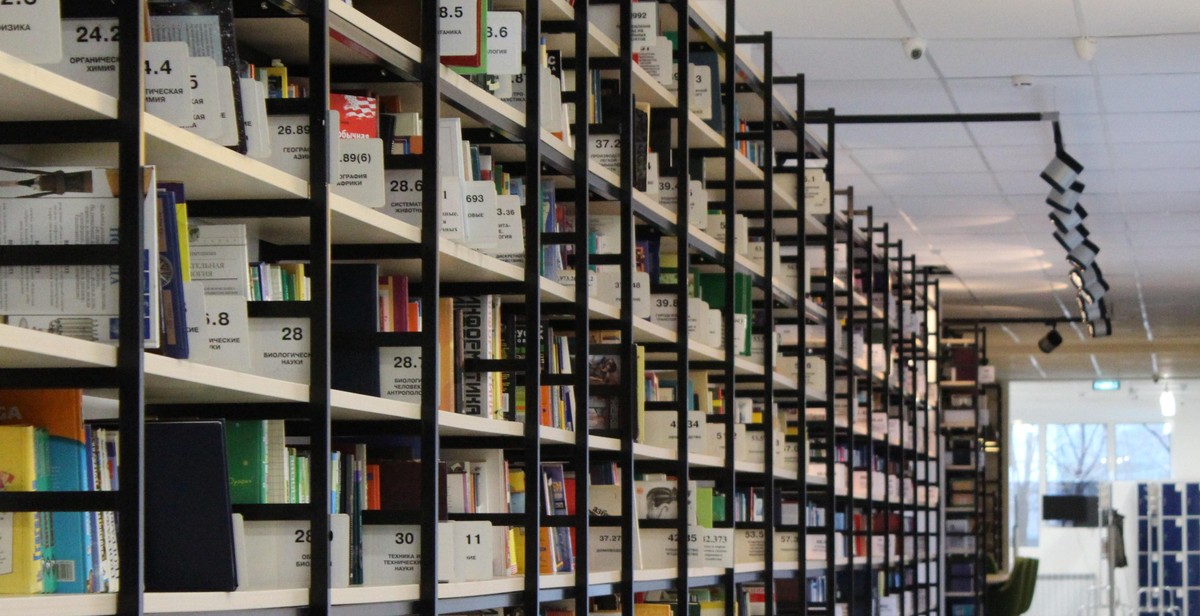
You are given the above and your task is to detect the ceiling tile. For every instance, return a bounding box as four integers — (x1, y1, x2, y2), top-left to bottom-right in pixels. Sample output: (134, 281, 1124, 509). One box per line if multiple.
(871, 172, 999, 196)
(1119, 169, 1200, 193)
(1110, 142, 1200, 170)
(773, 39, 940, 81)
(981, 144, 1062, 172)
(1100, 74, 1200, 113)
(947, 77, 1101, 114)
(902, 214, 1023, 234)
(1057, 114, 1109, 145)
(1091, 34, 1200, 75)
(848, 147, 988, 174)
(837, 123, 976, 149)
(902, 0, 1080, 39)
(892, 195, 1017, 216)
(1086, 192, 1200, 213)
(933, 39, 1091, 79)
(1104, 112, 1200, 143)
(1077, 0, 1200, 36)
(728, 0, 914, 39)
(808, 79, 956, 115)
(994, 171, 1055, 195)
(964, 121, 1056, 149)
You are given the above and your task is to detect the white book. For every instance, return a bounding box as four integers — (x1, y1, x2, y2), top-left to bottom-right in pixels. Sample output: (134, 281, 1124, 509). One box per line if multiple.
(189, 223, 251, 299)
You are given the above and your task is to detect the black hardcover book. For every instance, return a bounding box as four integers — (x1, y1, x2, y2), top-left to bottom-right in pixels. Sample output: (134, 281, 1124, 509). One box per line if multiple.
(145, 421, 237, 592)
(331, 263, 381, 395)
(633, 104, 649, 192)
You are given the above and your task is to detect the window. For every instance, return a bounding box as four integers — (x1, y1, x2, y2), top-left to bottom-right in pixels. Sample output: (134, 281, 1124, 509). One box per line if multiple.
(1009, 422, 1040, 547)
(1046, 423, 1107, 496)
(1114, 423, 1171, 481)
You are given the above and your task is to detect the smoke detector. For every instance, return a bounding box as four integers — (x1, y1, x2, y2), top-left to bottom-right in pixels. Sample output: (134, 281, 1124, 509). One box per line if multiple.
(1012, 75, 1035, 88)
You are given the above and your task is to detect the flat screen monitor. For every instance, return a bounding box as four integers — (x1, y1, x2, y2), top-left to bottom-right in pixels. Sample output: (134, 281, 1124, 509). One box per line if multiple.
(1042, 495, 1100, 527)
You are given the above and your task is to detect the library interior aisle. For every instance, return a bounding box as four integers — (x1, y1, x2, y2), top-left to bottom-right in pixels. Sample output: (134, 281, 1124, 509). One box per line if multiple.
(0, 1, 1195, 615)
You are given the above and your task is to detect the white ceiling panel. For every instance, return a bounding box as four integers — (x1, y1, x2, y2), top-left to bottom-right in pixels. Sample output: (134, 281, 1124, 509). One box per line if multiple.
(899, 214, 1024, 234)
(948, 77, 1101, 114)
(1087, 192, 1200, 213)
(981, 144, 1067, 172)
(723, 0, 913, 39)
(891, 195, 1017, 216)
(1057, 114, 1110, 145)
(932, 39, 1091, 79)
(994, 171, 1057, 196)
(1099, 74, 1200, 113)
(901, 0, 1080, 39)
(1090, 34, 1200, 75)
(1077, 0, 1200, 37)
(837, 123, 976, 149)
(807, 80, 956, 115)
(848, 147, 988, 174)
(967, 121, 1057, 148)
(1104, 113, 1200, 144)
(1119, 169, 1200, 193)
(870, 172, 999, 196)
(1110, 142, 1200, 170)
(773, 39, 939, 81)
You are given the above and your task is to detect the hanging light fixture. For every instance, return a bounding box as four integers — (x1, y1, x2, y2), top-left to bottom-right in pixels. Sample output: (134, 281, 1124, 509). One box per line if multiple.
(1038, 324, 1063, 353)
(1041, 150, 1085, 192)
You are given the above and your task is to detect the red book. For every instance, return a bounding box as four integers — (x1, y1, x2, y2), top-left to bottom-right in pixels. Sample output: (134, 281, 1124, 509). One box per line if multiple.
(330, 93, 379, 139)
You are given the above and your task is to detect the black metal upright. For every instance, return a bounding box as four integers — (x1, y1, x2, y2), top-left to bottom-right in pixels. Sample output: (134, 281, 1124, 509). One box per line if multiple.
(418, 0, 443, 612)
(675, 2, 694, 615)
(116, 0, 147, 613)
(572, 0, 592, 613)
(618, 1, 637, 614)
(721, 5, 739, 611)
(823, 109, 838, 616)
(523, 0, 545, 610)
(761, 30, 778, 616)
(306, 0, 334, 613)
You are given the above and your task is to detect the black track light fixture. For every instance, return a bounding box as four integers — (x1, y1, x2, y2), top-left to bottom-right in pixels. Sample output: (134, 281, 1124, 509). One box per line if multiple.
(1038, 324, 1063, 354)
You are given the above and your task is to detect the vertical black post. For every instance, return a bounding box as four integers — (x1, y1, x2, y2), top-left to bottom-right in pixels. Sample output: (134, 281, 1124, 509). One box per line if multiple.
(675, 2, 692, 614)
(115, 1, 145, 613)
(419, 0, 442, 612)
(762, 31, 777, 616)
(823, 109, 837, 616)
(308, 0, 333, 612)
(722, 6, 738, 612)
(795, 72, 810, 616)
(618, 1, 636, 614)
(863, 208, 875, 615)
(572, 0, 591, 612)
(523, 0, 544, 609)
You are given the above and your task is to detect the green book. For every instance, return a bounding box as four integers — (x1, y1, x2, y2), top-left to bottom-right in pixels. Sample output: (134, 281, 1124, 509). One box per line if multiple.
(225, 420, 268, 504)
(696, 486, 714, 529)
(34, 427, 56, 593)
(712, 490, 727, 524)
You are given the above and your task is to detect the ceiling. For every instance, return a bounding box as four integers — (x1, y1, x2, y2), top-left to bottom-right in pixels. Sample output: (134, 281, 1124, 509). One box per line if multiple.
(701, 0, 1200, 380)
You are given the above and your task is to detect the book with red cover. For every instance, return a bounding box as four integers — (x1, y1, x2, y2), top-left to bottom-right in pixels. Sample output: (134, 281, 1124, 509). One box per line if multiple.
(330, 93, 379, 139)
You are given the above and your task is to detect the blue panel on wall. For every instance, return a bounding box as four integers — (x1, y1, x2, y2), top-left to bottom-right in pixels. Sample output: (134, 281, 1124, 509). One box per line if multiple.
(1165, 484, 1184, 516)
(1188, 484, 1200, 515)
(1189, 519, 1200, 551)
(1167, 518, 1185, 551)
(1165, 554, 1183, 587)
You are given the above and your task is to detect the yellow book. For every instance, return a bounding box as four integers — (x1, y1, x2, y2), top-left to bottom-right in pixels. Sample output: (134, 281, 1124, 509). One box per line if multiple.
(0, 425, 44, 594)
(176, 199, 190, 282)
(634, 605, 674, 615)
(635, 345, 646, 442)
(511, 527, 525, 573)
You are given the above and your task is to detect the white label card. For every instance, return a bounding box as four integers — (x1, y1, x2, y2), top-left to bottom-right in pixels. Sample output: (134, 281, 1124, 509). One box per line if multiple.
(239, 77, 270, 158)
(362, 525, 421, 586)
(247, 317, 310, 383)
(451, 520, 493, 582)
(630, 3, 657, 51)
(485, 12, 521, 75)
(384, 168, 423, 227)
(379, 347, 421, 402)
(0, 512, 12, 575)
(185, 56, 222, 139)
(658, 176, 678, 212)
(188, 293, 251, 372)
(266, 114, 313, 179)
(687, 180, 707, 228)
(144, 42, 192, 127)
(214, 66, 240, 146)
(52, 18, 119, 95)
(182, 281, 208, 365)
(649, 293, 678, 330)
(700, 527, 734, 568)
(440, 178, 468, 241)
(439, 0, 478, 57)
(481, 194, 523, 261)
(0, 0, 61, 64)
(461, 180, 500, 250)
(690, 63, 713, 119)
(242, 514, 350, 590)
(592, 134, 621, 173)
(334, 138, 385, 208)
(645, 155, 660, 201)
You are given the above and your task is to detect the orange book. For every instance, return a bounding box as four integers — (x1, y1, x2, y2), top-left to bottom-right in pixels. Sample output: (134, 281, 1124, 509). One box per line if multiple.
(538, 526, 559, 574)
(539, 385, 553, 427)
(437, 298, 456, 412)
(366, 463, 381, 510)
(407, 302, 420, 332)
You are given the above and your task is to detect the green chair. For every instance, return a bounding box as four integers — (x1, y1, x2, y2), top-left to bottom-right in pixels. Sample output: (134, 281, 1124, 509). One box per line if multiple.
(1017, 558, 1039, 614)
(984, 557, 1031, 616)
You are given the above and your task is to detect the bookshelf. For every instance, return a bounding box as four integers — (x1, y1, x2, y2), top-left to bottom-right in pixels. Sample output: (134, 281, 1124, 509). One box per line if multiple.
(0, 1, 952, 615)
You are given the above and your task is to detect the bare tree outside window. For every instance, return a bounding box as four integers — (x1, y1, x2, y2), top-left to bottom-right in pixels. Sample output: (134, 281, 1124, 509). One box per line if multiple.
(1046, 424, 1107, 496)
(1115, 423, 1171, 481)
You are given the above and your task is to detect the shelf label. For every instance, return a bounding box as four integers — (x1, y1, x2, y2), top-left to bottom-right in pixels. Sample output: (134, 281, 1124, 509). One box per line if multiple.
(265, 114, 312, 179)
(462, 180, 500, 250)
(690, 62, 713, 120)
(187, 293, 251, 372)
(700, 527, 734, 568)
(144, 42, 192, 127)
(213, 66, 240, 146)
(485, 11, 521, 75)
(334, 137, 385, 208)
(439, 0, 478, 57)
(440, 178, 467, 241)
(0, 0, 61, 64)
(185, 56, 222, 139)
(480, 194, 523, 262)
(362, 525, 421, 586)
(591, 133, 621, 174)
(685, 297, 707, 339)
(657, 176, 678, 212)
(238, 77, 270, 158)
(645, 155, 660, 201)
(498, 72, 526, 106)
(687, 179, 707, 228)
(52, 18, 118, 94)
(247, 317, 310, 383)
(642, 410, 706, 450)
(379, 347, 421, 403)
(630, 4, 657, 51)
(450, 520, 493, 582)
(384, 168, 422, 227)
(736, 528, 766, 564)
(242, 514, 350, 590)
(649, 293, 677, 330)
